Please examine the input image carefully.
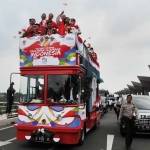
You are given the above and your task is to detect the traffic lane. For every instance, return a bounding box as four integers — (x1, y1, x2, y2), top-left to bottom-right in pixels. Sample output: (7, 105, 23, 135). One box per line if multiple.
(132, 134, 150, 150)
(0, 115, 109, 150)
(37, 113, 112, 150)
(112, 113, 150, 150)
(116, 135, 150, 150)
(1, 126, 106, 150)
(0, 112, 116, 150)
(52, 127, 107, 150)
(97, 110, 150, 150)
(52, 114, 112, 150)
(4, 141, 54, 150)
(103, 111, 127, 150)
(0, 125, 16, 141)
(3, 111, 150, 150)
(113, 129, 150, 150)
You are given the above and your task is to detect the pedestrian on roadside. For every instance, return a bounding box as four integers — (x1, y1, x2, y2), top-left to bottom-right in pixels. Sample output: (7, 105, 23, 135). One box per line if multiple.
(119, 94, 137, 150)
(6, 82, 15, 117)
(108, 99, 113, 111)
(114, 97, 121, 120)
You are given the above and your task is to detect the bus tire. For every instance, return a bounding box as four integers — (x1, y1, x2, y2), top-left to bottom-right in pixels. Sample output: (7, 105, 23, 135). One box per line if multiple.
(78, 129, 85, 145)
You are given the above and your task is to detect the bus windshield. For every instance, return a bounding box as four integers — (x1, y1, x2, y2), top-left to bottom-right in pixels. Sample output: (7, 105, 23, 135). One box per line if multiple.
(20, 75, 44, 103)
(47, 75, 80, 104)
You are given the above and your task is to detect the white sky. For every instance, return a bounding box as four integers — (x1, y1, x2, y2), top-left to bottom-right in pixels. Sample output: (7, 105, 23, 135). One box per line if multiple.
(0, 0, 150, 93)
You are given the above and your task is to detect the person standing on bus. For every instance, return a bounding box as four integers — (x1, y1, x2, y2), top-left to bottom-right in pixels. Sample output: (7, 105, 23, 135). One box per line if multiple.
(22, 18, 36, 37)
(119, 94, 137, 150)
(47, 13, 57, 29)
(56, 11, 67, 36)
(39, 13, 47, 35)
(6, 82, 16, 117)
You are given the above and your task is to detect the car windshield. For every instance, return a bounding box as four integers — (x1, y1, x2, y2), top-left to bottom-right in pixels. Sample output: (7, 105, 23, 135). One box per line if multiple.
(133, 96, 150, 110)
(20, 75, 44, 103)
(47, 75, 80, 104)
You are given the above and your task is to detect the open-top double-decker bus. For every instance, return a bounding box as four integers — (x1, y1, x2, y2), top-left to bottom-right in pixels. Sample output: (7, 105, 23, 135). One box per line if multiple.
(16, 31, 101, 144)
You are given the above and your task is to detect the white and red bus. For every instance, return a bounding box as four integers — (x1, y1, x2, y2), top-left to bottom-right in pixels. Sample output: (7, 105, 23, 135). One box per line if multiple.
(15, 32, 101, 144)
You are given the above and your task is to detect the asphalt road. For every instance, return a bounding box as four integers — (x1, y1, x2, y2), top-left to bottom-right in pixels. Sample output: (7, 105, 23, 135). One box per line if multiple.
(1, 111, 150, 150)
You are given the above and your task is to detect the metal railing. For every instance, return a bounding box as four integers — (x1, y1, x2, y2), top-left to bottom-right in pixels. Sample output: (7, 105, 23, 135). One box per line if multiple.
(0, 101, 18, 116)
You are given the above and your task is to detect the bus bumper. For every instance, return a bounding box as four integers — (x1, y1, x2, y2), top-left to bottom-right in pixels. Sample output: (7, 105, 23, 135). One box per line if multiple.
(15, 124, 82, 144)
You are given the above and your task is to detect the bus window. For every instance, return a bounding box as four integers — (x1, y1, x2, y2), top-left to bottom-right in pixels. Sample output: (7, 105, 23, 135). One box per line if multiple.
(47, 75, 80, 104)
(20, 75, 44, 103)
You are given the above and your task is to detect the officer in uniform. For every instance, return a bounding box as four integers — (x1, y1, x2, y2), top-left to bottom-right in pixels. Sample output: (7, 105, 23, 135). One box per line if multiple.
(119, 94, 137, 150)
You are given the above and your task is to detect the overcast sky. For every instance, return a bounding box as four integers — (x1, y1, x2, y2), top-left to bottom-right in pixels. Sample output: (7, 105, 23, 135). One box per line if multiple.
(0, 0, 150, 93)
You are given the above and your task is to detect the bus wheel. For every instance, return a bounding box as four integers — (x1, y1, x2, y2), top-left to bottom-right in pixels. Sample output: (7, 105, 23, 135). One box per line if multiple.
(78, 129, 85, 145)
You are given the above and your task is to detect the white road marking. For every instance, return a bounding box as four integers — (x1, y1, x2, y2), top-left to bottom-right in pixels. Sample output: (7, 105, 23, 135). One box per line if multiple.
(0, 125, 14, 131)
(0, 141, 11, 147)
(107, 134, 114, 150)
(0, 137, 16, 147)
(7, 137, 16, 142)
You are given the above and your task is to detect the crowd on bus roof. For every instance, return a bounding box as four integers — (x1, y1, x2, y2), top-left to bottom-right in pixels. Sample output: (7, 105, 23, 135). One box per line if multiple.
(19, 11, 99, 66)
(19, 11, 81, 38)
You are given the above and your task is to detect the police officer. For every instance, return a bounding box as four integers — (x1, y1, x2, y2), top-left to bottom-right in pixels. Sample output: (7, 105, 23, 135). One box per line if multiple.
(119, 94, 137, 150)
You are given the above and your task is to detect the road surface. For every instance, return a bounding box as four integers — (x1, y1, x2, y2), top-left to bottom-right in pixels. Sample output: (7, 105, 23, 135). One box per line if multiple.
(0, 111, 150, 150)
